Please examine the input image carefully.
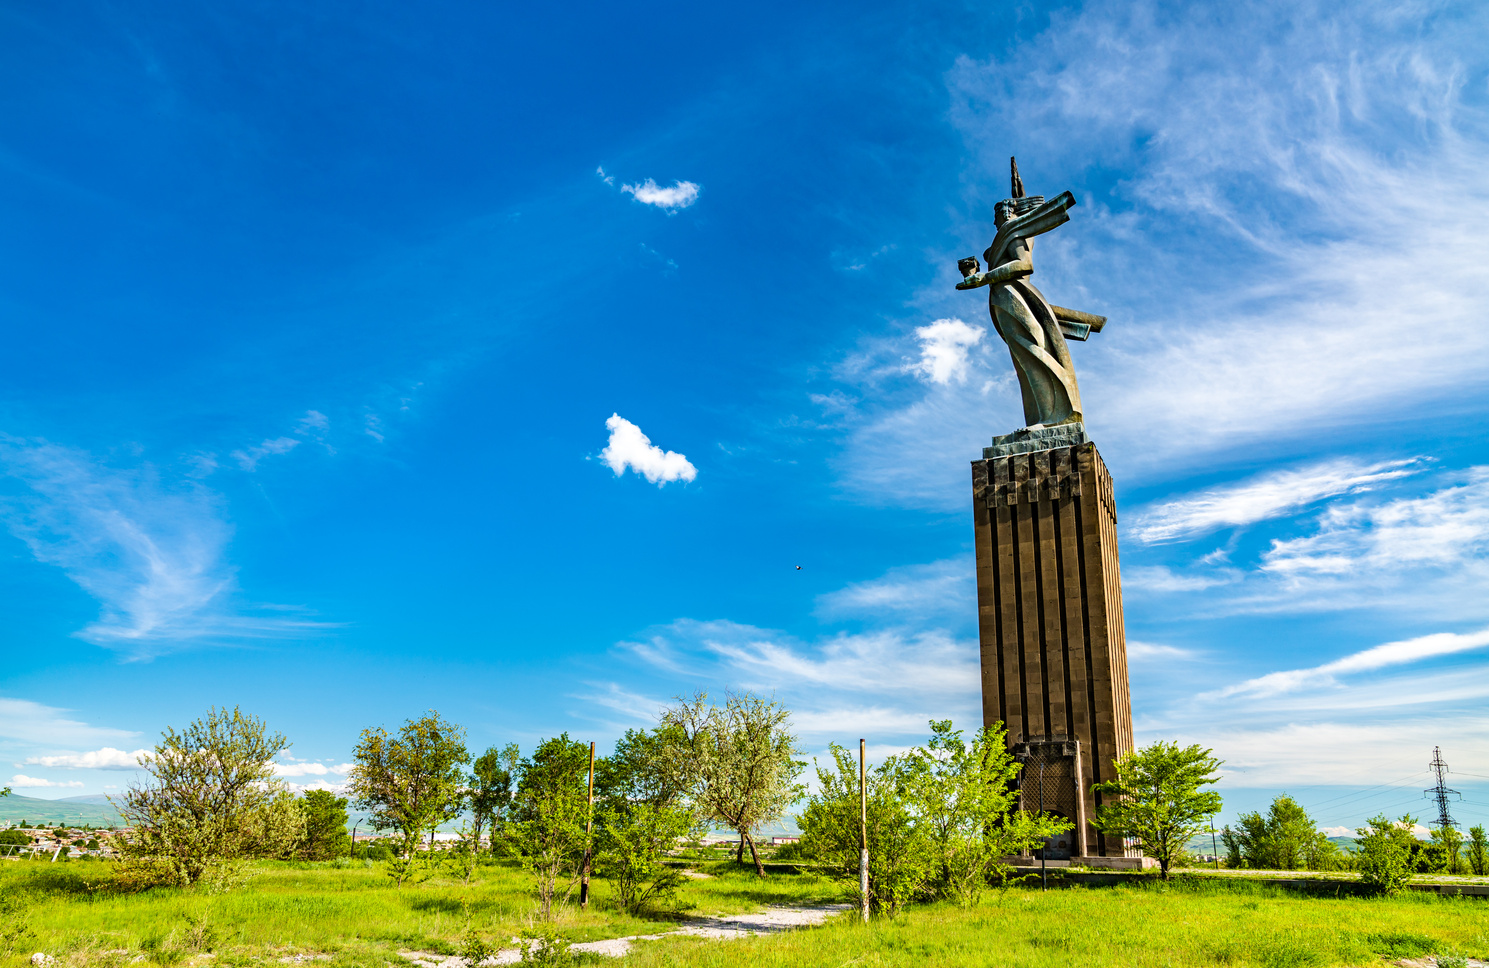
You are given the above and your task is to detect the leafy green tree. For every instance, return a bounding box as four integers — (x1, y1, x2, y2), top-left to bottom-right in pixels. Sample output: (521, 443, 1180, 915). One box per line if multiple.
(1356, 813, 1417, 895)
(469, 745, 519, 851)
(116, 707, 301, 886)
(1467, 825, 1487, 876)
(902, 720, 1068, 905)
(296, 790, 352, 860)
(1425, 825, 1464, 874)
(347, 711, 470, 887)
(592, 727, 699, 915)
(1225, 795, 1334, 870)
(509, 735, 591, 918)
(798, 743, 933, 916)
(1092, 741, 1223, 880)
(664, 692, 804, 878)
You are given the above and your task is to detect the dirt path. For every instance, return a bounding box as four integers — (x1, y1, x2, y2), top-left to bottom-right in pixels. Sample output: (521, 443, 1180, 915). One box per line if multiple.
(400, 903, 851, 964)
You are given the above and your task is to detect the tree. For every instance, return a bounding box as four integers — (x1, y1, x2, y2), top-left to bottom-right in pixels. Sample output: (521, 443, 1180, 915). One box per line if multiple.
(1467, 825, 1487, 876)
(1425, 825, 1464, 874)
(663, 692, 804, 878)
(468, 744, 519, 851)
(798, 744, 934, 916)
(901, 720, 1068, 904)
(296, 790, 352, 860)
(347, 711, 469, 887)
(1092, 741, 1223, 880)
(116, 707, 302, 886)
(508, 735, 591, 918)
(592, 727, 698, 915)
(1225, 795, 1335, 870)
(1356, 813, 1417, 895)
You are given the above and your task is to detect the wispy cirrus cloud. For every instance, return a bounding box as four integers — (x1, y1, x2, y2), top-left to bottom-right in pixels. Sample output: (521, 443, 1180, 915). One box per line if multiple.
(1127, 458, 1427, 544)
(0, 698, 138, 749)
(1212, 626, 1489, 699)
(0, 435, 336, 656)
(827, 1, 1489, 510)
(813, 558, 972, 623)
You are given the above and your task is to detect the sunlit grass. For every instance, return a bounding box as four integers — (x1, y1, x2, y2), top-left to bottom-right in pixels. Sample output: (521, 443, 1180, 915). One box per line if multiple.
(3, 857, 1488, 967)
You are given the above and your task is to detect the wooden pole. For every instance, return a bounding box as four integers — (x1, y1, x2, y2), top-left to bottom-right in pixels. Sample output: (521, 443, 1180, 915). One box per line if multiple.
(859, 738, 868, 923)
(580, 740, 596, 909)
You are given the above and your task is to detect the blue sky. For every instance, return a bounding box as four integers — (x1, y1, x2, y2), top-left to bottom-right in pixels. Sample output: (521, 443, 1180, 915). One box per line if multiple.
(3, 0, 1489, 835)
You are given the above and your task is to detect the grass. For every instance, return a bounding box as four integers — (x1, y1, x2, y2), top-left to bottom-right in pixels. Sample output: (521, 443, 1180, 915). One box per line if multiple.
(3, 857, 1488, 967)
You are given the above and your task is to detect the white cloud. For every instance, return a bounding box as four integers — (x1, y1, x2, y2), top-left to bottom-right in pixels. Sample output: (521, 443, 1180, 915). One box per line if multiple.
(620, 178, 700, 212)
(830, 3, 1489, 509)
(1321, 826, 1355, 838)
(1214, 626, 1489, 699)
(905, 319, 984, 386)
(600, 414, 697, 486)
(595, 165, 615, 186)
(1128, 458, 1426, 544)
(1127, 641, 1196, 661)
(814, 558, 972, 622)
(10, 774, 84, 789)
(281, 779, 348, 795)
(1123, 565, 1238, 594)
(0, 435, 335, 654)
(618, 616, 980, 748)
(23, 747, 148, 770)
(231, 437, 300, 471)
(0, 699, 138, 748)
(272, 761, 354, 778)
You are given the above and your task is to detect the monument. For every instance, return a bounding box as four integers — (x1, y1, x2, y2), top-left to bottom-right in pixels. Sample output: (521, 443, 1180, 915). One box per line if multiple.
(956, 158, 1141, 867)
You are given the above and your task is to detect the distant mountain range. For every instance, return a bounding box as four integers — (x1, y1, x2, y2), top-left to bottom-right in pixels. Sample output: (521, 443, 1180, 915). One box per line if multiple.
(0, 793, 123, 826)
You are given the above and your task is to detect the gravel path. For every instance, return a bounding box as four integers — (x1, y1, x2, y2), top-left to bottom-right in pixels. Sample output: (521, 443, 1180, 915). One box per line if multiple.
(400, 903, 851, 964)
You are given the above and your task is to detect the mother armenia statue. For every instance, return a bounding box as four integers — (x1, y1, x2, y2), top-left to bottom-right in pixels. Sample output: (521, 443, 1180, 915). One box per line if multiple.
(956, 158, 1107, 429)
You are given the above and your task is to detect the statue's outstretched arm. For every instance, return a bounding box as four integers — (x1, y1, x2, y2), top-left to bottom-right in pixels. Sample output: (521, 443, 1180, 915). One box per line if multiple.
(955, 259, 1032, 290)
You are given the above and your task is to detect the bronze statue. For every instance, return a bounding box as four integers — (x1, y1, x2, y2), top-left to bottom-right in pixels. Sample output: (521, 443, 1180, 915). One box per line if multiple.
(957, 158, 1106, 429)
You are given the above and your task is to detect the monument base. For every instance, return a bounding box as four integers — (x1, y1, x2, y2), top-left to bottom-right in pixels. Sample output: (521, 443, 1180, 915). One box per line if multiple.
(972, 423, 1136, 858)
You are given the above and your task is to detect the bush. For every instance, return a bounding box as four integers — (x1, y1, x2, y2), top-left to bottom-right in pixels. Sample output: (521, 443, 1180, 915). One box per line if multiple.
(1356, 815, 1416, 896)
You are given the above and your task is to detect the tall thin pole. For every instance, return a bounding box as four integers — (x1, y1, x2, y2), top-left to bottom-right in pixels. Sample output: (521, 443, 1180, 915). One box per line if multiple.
(351, 822, 360, 859)
(1210, 813, 1219, 870)
(1038, 758, 1047, 892)
(580, 740, 596, 909)
(859, 738, 868, 924)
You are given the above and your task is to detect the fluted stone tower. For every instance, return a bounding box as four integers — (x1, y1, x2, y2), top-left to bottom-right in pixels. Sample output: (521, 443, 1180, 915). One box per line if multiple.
(970, 423, 1138, 864)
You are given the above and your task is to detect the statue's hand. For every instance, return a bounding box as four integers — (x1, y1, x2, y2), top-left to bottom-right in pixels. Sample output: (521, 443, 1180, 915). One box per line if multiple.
(955, 273, 991, 290)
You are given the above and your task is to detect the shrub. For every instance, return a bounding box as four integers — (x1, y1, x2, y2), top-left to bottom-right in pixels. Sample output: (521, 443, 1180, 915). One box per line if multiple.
(1356, 815, 1416, 896)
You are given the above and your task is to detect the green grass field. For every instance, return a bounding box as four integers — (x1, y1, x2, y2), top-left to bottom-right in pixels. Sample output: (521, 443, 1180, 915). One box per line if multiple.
(3, 858, 1487, 968)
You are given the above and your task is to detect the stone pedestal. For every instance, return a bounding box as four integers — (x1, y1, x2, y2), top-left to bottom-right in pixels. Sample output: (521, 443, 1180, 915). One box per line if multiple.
(971, 424, 1135, 858)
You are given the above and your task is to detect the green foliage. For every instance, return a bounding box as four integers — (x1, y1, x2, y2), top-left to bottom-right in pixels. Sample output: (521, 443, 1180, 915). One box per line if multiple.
(1466, 824, 1487, 875)
(1224, 795, 1340, 871)
(1355, 814, 1416, 895)
(0, 890, 33, 955)
(592, 726, 701, 915)
(1424, 825, 1464, 874)
(509, 735, 591, 918)
(116, 706, 300, 886)
(469, 744, 519, 851)
(518, 924, 574, 966)
(663, 691, 805, 877)
(0, 829, 31, 846)
(902, 720, 1069, 905)
(347, 710, 470, 887)
(1365, 931, 1439, 958)
(1093, 741, 1222, 879)
(798, 742, 934, 915)
(295, 790, 352, 861)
